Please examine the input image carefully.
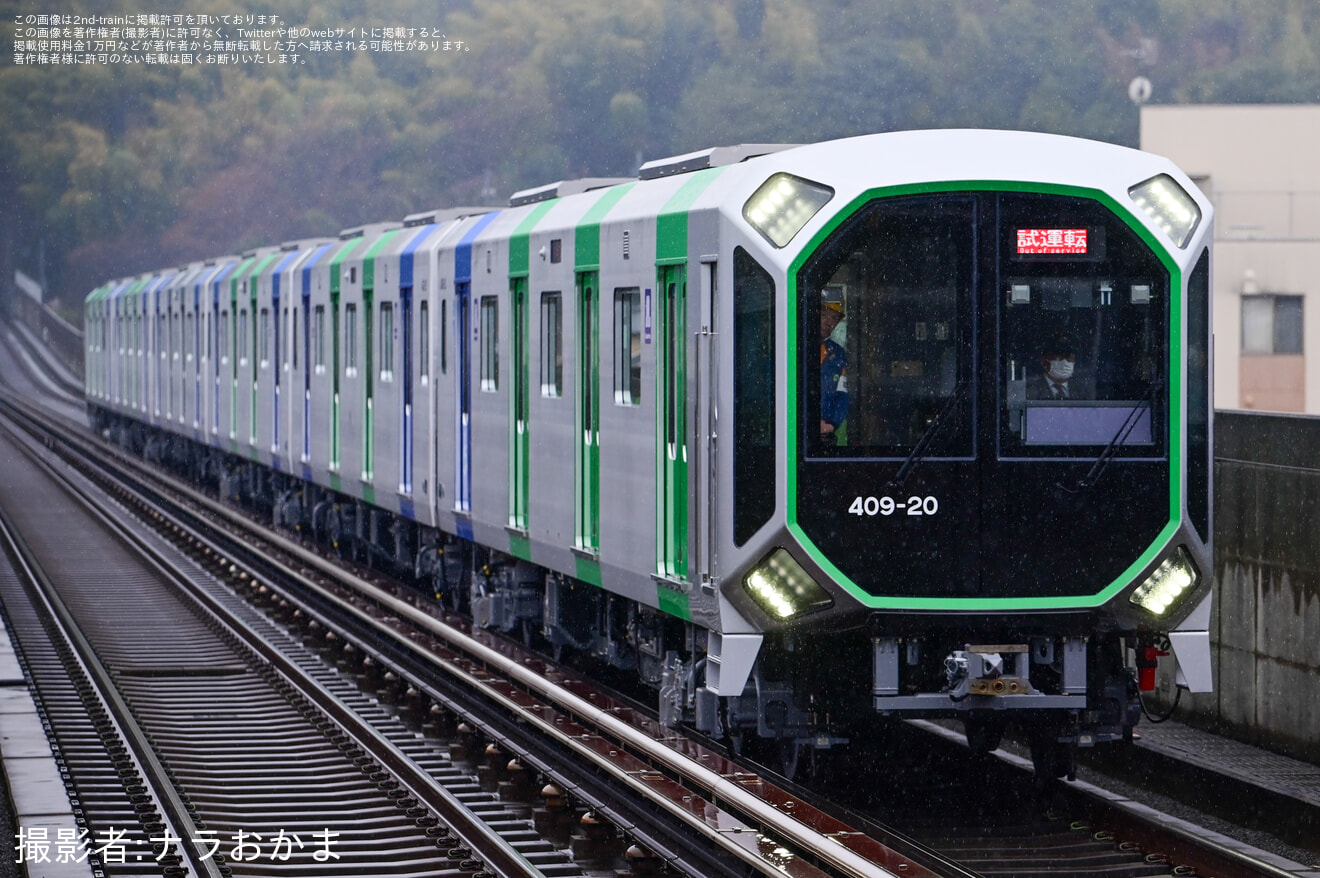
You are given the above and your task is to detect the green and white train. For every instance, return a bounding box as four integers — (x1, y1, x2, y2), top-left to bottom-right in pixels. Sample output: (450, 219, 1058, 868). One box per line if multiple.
(85, 129, 1214, 775)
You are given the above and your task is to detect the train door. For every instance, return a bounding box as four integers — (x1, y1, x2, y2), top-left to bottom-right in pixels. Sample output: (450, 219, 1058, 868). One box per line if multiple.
(191, 282, 201, 429)
(302, 275, 312, 463)
(155, 283, 164, 419)
(575, 271, 600, 553)
(455, 283, 472, 512)
(272, 269, 282, 455)
(229, 272, 240, 440)
(173, 284, 183, 424)
(657, 264, 687, 579)
(363, 281, 375, 482)
(163, 286, 172, 421)
(110, 291, 120, 405)
(694, 259, 717, 584)
(213, 279, 221, 439)
(331, 274, 341, 473)
(137, 286, 145, 411)
(400, 284, 414, 494)
(142, 281, 155, 415)
(509, 278, 529, 530)
(249, 268, 259, 448)
(179, 284, 188, 425)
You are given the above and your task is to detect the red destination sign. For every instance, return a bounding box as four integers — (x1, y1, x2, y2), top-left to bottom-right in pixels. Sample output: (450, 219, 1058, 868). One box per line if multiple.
(1017, 228, 1088, 255)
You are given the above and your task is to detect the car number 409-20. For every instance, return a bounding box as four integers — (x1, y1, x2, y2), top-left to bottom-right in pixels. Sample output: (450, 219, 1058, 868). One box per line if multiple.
(848, 495, 939, 517)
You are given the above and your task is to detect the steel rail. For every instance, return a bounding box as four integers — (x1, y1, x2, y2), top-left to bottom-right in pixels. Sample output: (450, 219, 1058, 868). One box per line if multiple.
(22, 403, 919, 878)
(0, 404, 547, 878)
(0, 443, 226, 878)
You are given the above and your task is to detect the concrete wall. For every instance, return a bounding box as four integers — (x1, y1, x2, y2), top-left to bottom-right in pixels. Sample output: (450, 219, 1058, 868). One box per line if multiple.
(1168, 411, 1320, 761)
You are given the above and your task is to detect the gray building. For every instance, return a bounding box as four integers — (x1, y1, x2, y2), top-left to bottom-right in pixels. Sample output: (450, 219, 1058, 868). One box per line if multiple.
(1142, 104, 1320, 413)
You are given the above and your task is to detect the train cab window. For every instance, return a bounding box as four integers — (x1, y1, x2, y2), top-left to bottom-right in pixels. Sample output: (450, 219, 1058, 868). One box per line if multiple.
(798, 196, 974, 459)
(999, 194, 1168, 455)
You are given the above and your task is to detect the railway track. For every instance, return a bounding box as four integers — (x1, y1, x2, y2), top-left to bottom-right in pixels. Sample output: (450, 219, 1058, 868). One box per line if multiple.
(0, 362, 1309, 878)
(0, 410, 566, 876)
(0, 390, 936, 877)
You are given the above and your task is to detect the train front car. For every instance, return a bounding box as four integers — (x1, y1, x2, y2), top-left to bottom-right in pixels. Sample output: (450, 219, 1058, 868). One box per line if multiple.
(714, 131, 1213, 775)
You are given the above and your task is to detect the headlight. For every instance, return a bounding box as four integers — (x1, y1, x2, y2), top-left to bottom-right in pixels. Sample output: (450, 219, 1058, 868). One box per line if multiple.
(743, 173, 834, 247)
(1129, 174, 1201, 248)
(1129, 546, 1199, 616)
(742, 548, 832, 619)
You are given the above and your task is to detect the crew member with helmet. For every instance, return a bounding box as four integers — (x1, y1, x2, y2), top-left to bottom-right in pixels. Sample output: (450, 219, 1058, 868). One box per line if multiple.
(820, 286, 849, 442)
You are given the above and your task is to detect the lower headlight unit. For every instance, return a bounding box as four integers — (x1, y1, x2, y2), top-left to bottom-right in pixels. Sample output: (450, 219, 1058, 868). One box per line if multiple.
(1129, 546, 1199, 616)
(743, 548, 833, 619)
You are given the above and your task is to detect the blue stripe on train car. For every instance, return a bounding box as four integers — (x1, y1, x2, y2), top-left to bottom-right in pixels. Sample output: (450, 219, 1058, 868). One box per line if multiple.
(399, 224, 439, 288)
(456, 517, 474, 541)
(399, 498, 415, 520)
(455, 212, 501, 283)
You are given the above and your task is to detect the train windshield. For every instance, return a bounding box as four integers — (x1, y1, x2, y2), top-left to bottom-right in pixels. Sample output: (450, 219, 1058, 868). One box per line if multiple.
(999, 194, 1167, 456)
(799, 196, 975, 459)
(798, 191, 1169, 462)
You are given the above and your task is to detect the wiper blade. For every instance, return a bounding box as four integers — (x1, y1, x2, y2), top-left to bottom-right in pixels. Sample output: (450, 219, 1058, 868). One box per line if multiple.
(1059, 379, 1164, 494)
(888, 379, 969, 490)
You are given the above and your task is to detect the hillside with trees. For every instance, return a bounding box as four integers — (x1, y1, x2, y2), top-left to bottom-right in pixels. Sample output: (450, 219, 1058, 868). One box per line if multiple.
(2, 0, 1318, 310)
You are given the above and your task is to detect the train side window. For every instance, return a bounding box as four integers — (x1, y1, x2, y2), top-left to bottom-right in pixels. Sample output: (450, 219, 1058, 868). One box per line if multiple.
(1187, 248, 1210, 539)
(346, 303, 357, 375)
(313, 305, 325, 372)
(613, 288, 641, 405)
(541, 292, 562, 397)
(260, 307, 270, 368)
(238, 308, 248, 365)
(380, 301, 394, 381)
(420, 301, 430, 381)
(734, 247, 777, 546)
(440, 299, 448, 375)
(480, 295, 499, 392)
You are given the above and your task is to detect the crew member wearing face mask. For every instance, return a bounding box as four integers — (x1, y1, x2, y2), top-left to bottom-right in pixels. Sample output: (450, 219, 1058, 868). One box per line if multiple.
(1029, 335, 1090, 400)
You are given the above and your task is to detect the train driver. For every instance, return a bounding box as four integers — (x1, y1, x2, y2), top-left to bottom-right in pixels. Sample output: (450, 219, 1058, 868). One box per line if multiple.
(820, 286, 849, 442)
(1028, 332, 1095, 400)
